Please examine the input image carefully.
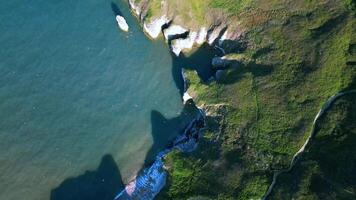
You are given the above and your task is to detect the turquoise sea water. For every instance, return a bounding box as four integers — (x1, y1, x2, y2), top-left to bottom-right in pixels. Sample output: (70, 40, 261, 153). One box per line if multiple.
(0, 0, 220, 199)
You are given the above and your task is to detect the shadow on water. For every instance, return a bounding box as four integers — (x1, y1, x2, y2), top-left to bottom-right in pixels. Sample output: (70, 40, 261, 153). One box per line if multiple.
(50, 104, 198, 200)
(110, 2, 122, 16)
(52, 2, 219, 199)
(50, 155, 124, 200)
(143, 103, 198, 167)
(170, 43, 222, 95)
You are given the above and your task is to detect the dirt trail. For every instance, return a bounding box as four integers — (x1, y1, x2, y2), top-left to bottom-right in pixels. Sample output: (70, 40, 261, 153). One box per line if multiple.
(261, 90, 356, 200)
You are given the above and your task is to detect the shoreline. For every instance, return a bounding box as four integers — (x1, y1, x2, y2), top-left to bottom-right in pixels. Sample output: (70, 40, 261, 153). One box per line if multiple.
(115, 101, 206, 200)
(113, 1, 230, 199)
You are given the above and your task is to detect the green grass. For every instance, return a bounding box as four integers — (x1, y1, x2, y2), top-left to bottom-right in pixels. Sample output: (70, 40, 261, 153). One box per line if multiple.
(144, 0, 210, 27)
(138, 0, 356, 199)
(270, 94, 356, 199)
(145, 0, 162, 20)
(210, 0, 254, 16)
(156, 150, 222, 200)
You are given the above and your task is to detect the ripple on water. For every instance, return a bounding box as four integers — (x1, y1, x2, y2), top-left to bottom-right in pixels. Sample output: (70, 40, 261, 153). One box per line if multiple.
(0, 0, 217, 199)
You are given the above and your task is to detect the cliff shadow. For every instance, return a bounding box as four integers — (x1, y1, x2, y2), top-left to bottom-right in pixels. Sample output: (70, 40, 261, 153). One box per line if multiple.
(50, 154, 124, 200)
(143, 103, 198, 167)
(170, 43, 222, 95)
(170, 42, 274, 90)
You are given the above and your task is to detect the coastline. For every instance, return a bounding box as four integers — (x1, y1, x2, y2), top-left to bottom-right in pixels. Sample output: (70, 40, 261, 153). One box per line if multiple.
(115, 92, 206, 200)
(116, 1, 356, 199)
(113, 1, 232, 198)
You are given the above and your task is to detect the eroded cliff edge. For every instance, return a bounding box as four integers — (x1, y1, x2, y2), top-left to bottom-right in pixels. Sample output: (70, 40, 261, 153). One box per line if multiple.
(124, 0, 356, 199)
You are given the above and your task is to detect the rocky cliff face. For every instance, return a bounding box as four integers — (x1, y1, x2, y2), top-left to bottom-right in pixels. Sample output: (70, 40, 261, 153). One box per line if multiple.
(127, 0, 243, 56)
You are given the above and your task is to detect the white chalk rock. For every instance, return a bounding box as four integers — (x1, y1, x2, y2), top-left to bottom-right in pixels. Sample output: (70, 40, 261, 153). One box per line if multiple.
(196, 27, 207, 45)
(219, 30, 228, 45)
(128, 0, 141, 16)
(143, 16, 170, 39)
(171, 32, 197, 56)
(183, 92, 193, 104)
(208, 25, 226, 45)
(163, 25, 188, 40)
(116, 15, 129, 32)
(170, 27, 207, 56)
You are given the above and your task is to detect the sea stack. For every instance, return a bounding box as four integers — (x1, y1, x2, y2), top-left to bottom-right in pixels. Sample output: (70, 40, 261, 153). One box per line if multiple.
(116, 15, 129, 32)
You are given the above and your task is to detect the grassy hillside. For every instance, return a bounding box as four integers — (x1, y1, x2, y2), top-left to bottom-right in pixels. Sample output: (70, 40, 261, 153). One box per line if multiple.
(137, 0, 356, 199)
(270, 93, 356, 199)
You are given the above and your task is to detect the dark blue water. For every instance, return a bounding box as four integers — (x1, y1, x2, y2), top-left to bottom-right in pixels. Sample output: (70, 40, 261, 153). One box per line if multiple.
(0, 0, 207, 199)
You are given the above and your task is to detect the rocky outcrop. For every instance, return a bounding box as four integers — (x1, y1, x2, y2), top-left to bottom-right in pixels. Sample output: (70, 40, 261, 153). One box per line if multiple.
(128, 0, 141, 17)
(183, 92, 193, 104)
(212, 56, 228, 68)
(114, 69, 205, 200)
(169, 27, 209, 56)
(211, 56, 237, 70)
(196, 28, 208, 45)
(207, 23, 226, 45)
(115, 152, 167, 200)
(143, 16, 170, 39)
(163, 25, 188, 40)
(218, 28, 243, 46)
(171, 32, 196, 56)
(127, 0, 232, 56)
(114, 110, 206, 200)
(181, 69, 193, 103)
(215, 70, 226, 80)
(173, 111, 205, 152)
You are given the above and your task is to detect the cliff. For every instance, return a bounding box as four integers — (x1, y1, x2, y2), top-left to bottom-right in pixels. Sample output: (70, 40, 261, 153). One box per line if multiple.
(126, 0, 356, 199)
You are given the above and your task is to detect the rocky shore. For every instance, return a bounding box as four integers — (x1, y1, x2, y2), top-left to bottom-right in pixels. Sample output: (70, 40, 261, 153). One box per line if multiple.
(114, 49, 208, 199)
(115, 107, 206, 200)
(112, 2, 240, 198)
(127, 0, 242, 57)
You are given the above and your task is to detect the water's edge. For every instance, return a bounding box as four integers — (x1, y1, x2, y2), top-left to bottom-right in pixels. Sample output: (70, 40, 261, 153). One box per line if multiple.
(113, 1, 227, 198)
(115, 70, 206, 200)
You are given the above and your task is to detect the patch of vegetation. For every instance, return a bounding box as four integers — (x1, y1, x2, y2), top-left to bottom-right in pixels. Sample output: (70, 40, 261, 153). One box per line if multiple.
(140, 0, 356, 199)
(156, 149, 223, 200)
(144, 0, 210, 28)
(145, 0, 162, 20)
(270, 93, 356, 199)
(210, 0, 254, 16)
